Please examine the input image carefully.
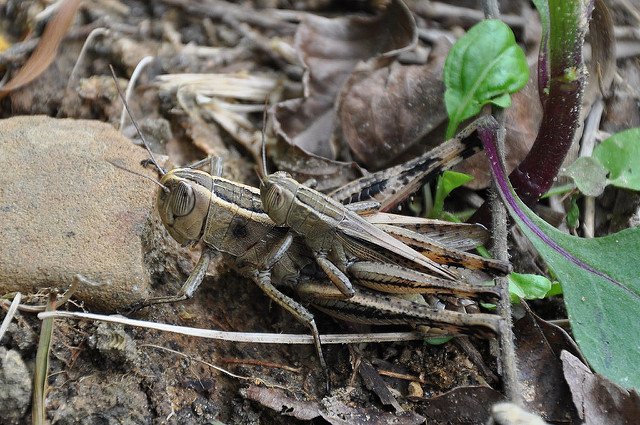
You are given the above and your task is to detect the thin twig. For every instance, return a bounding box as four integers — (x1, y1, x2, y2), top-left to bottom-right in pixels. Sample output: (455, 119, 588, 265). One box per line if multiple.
(219, 357, 301, 373)
(139, 344, 250, 380)
(67, 27, 110, 91)
(119, 56, 154, 130)
(139, 344, 296, 393)
(579, 99, 605, 238)
(0, 292, 21, 342)
(160, 0, 296, 34)
(38, 310, 426, 344)
(0, 23, 96, 67)
(33, 294, 57, 425)
(547, 319, 570, 329)
(377, 369, 426, 384)
(414, 1, 525, 28)
(490, 118, 521, 405)
(618, 0, 640, 25)
(482, 0, 500, 19)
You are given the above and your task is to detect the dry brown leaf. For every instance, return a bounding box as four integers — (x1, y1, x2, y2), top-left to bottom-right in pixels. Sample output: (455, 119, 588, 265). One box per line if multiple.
(243, 385, 321, 421)
(244, 385, 426, 425)
(273, 0, 416, 160)
(339, 60, 447, 169)
(514, 303, 580, 423)
(417, 385, 505, 423)
(584, 0, 616, 106)
(270, 137, 363, 192)
(561, 351, 640, 425)
(0, 0, 81, 98)
(358, 359, 402, 412)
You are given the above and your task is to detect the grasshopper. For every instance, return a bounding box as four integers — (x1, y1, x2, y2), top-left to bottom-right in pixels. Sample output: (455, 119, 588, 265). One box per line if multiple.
(110, 66, 508, 380)
(259, 118, 508, 303)
(131, 119, 507, 373)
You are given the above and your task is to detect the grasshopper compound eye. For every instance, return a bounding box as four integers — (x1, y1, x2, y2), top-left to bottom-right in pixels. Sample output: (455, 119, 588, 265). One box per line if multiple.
(266, 184, 284, 209)
(260, 180, 291, 226)
(170, 181, 196, 217)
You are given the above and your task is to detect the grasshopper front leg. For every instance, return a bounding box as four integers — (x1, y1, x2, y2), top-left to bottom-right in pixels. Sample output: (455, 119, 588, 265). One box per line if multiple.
(258, 229, 354, 297)
(127, 248, 214, 311)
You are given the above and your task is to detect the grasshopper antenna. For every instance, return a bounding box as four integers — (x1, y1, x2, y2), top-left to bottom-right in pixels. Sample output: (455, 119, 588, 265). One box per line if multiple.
(259, 98, 269, 182)
(107, 160, 170, 193)
(109, 64, 166, 176)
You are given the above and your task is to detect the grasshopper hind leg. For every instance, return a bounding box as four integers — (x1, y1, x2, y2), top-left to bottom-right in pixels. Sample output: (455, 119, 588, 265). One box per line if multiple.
(250, 270, 330, 388)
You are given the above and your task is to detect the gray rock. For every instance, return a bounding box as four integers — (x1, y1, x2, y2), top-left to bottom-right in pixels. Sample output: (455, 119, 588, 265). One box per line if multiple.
(0, 116, 179, 311)
(0, 348, 32, 424)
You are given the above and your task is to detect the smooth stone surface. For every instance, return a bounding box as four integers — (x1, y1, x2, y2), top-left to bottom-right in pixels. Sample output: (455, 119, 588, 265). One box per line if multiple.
(0, 116, 175, 311)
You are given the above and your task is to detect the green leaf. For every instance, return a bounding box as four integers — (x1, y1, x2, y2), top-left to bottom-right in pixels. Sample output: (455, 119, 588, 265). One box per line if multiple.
(541, 183, 576, 199)
(546, 281, 563, 297)
(489, 92, 512, 108)
(481, 123, 640, 390)
(518, 211, 640, 390)
(425, 336, 453, 345)
(566, 194, 580, 229)
(563, 156, 609, 196)
(444, 19, 529, 138)
(508, 272, 553, 303)
(429, 171, 473, 219)
(593, 128, 640, 191)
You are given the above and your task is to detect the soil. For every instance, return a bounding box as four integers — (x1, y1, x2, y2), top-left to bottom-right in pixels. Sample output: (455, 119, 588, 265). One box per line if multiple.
(0, 1, 638, 424)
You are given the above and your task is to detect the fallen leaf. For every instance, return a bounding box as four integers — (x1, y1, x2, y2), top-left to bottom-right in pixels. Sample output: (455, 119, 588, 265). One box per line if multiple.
(243, 386, 321, 421)
(0, 0, 81, 98)
(358, 359, 402, 412)
(244, 385, 425, 425)
(273, 0, 416, 160)
(561, 351, 640, 425)
(416, 385, 505, 423)
(583, 0, 616, 104)
(270, 137, 364, 192)
(339, 60, 447, 169)
(514, 303, 579, 423)
(321, 391, 425, 425)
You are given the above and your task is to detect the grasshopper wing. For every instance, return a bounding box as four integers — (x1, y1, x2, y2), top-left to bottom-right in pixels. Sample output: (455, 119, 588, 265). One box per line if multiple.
(336, 209, 459, 280)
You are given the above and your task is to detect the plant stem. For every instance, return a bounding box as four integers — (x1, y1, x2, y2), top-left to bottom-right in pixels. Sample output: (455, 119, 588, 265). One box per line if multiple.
(509, 0, 593, 205)
(483, 0, 521, 406)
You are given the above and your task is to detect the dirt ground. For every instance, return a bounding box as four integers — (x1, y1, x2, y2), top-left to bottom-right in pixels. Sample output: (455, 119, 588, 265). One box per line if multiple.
(1, 0, 638, 424)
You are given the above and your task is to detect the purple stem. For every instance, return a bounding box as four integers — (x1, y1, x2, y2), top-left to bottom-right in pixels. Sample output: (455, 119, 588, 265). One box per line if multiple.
(472, 1, 593, 224)
(478, 124, 636, 297)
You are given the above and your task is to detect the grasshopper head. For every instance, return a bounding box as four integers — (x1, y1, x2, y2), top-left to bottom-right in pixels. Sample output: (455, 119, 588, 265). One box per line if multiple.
(260, 171, 297, 226)
(157, 169, 213, 246)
